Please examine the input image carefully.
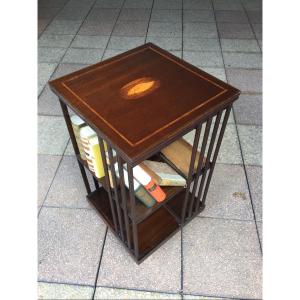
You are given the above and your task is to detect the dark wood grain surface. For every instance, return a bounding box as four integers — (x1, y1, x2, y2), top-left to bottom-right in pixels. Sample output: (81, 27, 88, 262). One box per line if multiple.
(49, 43, 240, 165)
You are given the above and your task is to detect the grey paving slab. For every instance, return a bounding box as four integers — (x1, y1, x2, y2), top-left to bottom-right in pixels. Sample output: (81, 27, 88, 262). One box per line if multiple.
(38, 207, 106, 285)
(184, 22, 218, 38)
(226, 69, 262, 93)
(223, 52, 262, 69)
(95, 0, 122, 8)
(78, 20, 115, 35)
(245, 165, 262, 221)
(200, 67, 227, 82)
(38, 34, 74, 48)
(183, 10, 215, 23)
(102, 49, 126, 60)
(87, 8, 120, 22)
(200, 164, 254, 220)
(38, 155, 62, 207)
(146, 36, 182, 50)
(183, 51, 223, 67)
(247, 11, 262, 24)
(38, 85, 64, 116)
(64, 139, 75, 155)
(151, 9, 182, 23)
(153, 0, 182, 10)
(233, 93, 262, 125)
(38, 63, 57, 94)
(108, 36, 144, 50)
(169, 50, 182, 58)
(44, 20, 83, 35)
(220, 38, 260, 52)
(95, 287, 181, 299)
(241, 0, 262, 11)
(215, 10, 248, 23)
(183, 0, 213, 10)
(38, 282, 94, 300)
(183, 38, 220, 51)
(38, 116, 69, 155)
(257, 38, 262, 51)
(148, 22, 182, 37)
(183, 218, 262, 299)
(119, 8, 151, 21)
(38, 19, 51, 36)
(257, 221, 262, 246)
(113, 21, 149, 36)
(97, 231, 181, 293)
(124, 0, 153, 8)
(218, 22, 255, 39)
(52, 62, 90, 80)
(38, 6, 62, 20)
(55, 5, 91, 20)
(66, 0, 95, 7)
(237, 125, 262, 166)
(71, 35, 110, 48)
(38, 47, 67, 63)
(39, 0, 68, 7)
(252, 23, 262, 39)
(213, 0, 243, 11)
(44, 155, 94, 209)
(183, 295, 227, 300)
(62, 48, 104, 64)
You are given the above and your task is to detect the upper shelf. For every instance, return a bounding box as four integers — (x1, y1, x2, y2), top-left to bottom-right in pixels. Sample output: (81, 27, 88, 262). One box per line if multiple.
(49, 43, 240, 165)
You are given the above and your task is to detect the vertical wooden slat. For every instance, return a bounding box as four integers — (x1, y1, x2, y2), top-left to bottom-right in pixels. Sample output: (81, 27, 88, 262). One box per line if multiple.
(93, 177, 100, 190)
(59, 99, 91, 194)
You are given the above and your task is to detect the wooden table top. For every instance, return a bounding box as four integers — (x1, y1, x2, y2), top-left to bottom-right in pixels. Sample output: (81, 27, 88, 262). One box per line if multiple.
(49, 43, 240, 165)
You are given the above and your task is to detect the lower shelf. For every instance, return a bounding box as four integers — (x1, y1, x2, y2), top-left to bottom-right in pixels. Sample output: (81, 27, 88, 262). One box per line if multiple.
(87, 187, 186, 263)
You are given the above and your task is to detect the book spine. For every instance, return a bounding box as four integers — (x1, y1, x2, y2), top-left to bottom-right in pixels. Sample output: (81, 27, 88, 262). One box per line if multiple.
(72, 124, 86, 160)
(90, 142, 105, 179)
(81, 137, 94, 172)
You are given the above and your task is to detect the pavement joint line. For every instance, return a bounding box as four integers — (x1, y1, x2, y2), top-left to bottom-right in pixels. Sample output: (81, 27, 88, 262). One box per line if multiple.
(41, 205, 93, 211)
(38, 279, 95, 288)
(196, 214, 257, 223)
(38, 137, 70, 217)
(210, 0, 262, 254)
(143, 0, 155, 44)
(92, 227, 108, 300)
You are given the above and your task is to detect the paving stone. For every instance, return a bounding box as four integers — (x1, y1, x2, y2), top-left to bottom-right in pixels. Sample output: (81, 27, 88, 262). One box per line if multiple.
(213, 0, 243, 11)
(44, 20, 83, 34)
(39, 0, 69, 7)
(218, 23, 255, 39)
(146, 36, 182, 50)
(38, 282, 94, 300)
(151, 9, 182, 23)
(184, 22, 218, 38)
(252, 23, 262, 39)
(169, 50, 182, 58)
(95, 287, 181, 299)
(95, 0, 123, 8)
(245, 165, 262, 221)
(108, 36, 145, 50)
(183, 51, 223, 67)
(71, 35, 110, 48)
(247, 11, 262, 24)
(257, 221, 262, 245)
(38, 85, 63, 116)
(183, 10, 215, 23)
(97, 231, 181, 293)
(153, 0, 182, 10)
(257, 38, 262, 50)
(183, 218, 262, 299)
(183, 295, 225, 300)
(44, 155, 94, 208)
(148, 22, 182, 37)
(38, 34, 74, 48)
(119, 8, 151, 21)
(38, 6, 62, 19)
(233, 93, 262, 125)
(223, 52, 262, 69)
(200, 67, 227, 82)
(102, 49, 128, 60)
(38, 63, 57, 94)
(55, 5, 91, 20)
(220, 38, 260, 52)
(87, 8, 120, 22)
(38, 155, 61, 207)
(237, 125, 262, 166)
(215, 10, 248, 23)
(198, 163, 253, 220)
(38, 19, 51, 36)
(38, 47, 67, 63)
(241, 0, 262, 11)
(38, 207, 106, 285)
(113, 21, 149, 36)
(78, 20, 115, 35)
(64, 139, 75, 155)
(62, 48, 104, 64)
(124, 0, 153, 8)
(183, 0, 213, 10)
(66, 0, 94, 7)
(38, 116, 69, 155)
(226, 69, 262, 93)
(183, 38, 220, 51)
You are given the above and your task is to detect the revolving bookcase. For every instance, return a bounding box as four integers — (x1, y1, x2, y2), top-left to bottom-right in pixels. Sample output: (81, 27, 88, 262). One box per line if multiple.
(49, 43, 240, 264)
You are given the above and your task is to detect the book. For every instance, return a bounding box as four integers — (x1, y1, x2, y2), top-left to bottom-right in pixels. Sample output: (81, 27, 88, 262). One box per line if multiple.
(161, 138, 204, 177)
(89, 136, 105, 179)
(125, 165, 166, 202)
(70, 115, 86, 160)
(114, 163, 156, 208)
(140, 160, 186, 186)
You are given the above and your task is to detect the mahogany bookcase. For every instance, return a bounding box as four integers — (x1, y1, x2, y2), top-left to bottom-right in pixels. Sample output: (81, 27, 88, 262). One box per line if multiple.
(49, 43, 240, 264)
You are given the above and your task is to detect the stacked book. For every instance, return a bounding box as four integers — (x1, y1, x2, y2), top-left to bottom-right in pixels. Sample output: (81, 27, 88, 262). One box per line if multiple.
(71, 114, 199, 209)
